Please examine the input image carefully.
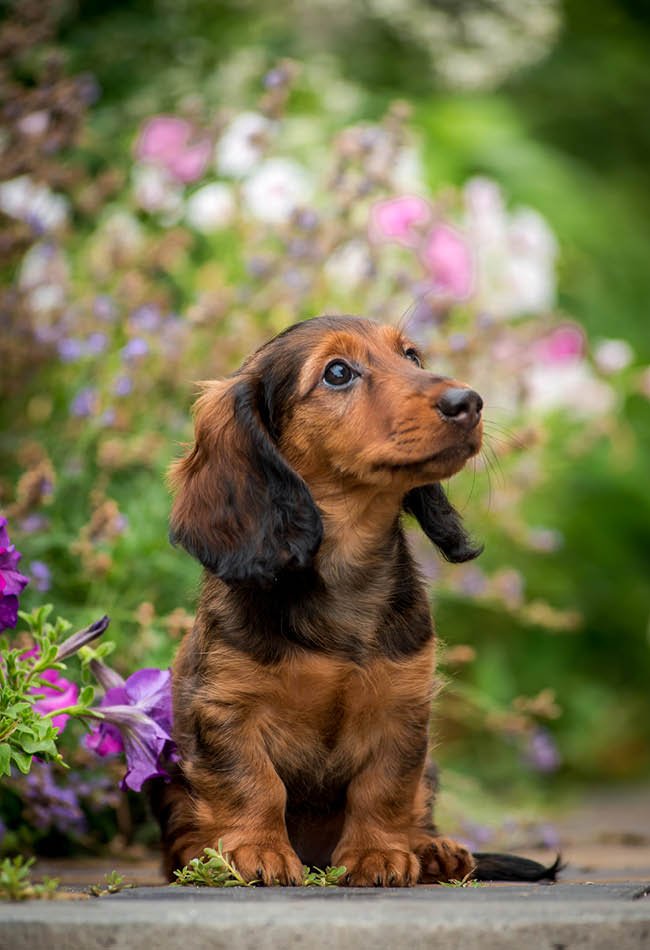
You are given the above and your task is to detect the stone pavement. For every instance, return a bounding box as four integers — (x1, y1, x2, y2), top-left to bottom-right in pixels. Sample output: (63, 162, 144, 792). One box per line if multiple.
(1, 785, 649, 950)
(1, 881, 649, 950)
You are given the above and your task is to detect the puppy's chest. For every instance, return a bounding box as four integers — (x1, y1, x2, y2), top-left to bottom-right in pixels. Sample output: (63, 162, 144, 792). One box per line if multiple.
(259, 649, 434, 783)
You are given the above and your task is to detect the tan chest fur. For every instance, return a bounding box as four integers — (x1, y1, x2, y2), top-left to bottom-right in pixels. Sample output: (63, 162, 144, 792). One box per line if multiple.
(186, 640, 437, 787)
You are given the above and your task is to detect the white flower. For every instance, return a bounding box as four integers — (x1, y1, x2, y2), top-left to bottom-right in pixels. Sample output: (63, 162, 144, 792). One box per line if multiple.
(324, 240, 371, 290)
(0, 175, 68, 231)
(17, 111, 49, 137)
(101, 211, 143, 256)
(526, 361, 615, 418)
(465, 177, 508, 245)
(132, 163, 184, 220)
(185, 182, 235, 233)
(464, 178, 558, 318)
(594, 338, 634, 375)
(509, 208, 557, 262)
(391, 147, 425, 192)
(19, 241, 69, 313)
(215, 111, 272, 178)
(242, 158, 311, 225)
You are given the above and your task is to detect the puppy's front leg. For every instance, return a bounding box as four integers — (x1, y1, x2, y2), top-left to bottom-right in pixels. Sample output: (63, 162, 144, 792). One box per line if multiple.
(180, 728, 304, 886)
(332, 732, 425, 887)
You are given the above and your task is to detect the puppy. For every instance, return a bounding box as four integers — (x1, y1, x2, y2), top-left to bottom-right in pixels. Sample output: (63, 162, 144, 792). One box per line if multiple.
(159, 315, 558, 886)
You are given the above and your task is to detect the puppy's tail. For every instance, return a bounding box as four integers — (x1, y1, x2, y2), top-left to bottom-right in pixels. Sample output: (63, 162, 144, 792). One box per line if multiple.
(472, 852, 563, 882)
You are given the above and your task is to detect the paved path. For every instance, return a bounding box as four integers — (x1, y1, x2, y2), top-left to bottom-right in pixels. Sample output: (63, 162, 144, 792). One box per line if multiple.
(1, 785, 648, 949)
(1, 881, 649, 950)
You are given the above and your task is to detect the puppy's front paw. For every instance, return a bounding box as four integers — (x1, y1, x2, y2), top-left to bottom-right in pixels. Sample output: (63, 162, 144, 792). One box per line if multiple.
(228, 843, 304, 886)
(415, 836, 476, 883)
(335, 848, 420, 887)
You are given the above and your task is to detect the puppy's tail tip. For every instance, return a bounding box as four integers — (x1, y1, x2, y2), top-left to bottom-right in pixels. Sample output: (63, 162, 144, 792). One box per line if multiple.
(472, 852, 564, 882)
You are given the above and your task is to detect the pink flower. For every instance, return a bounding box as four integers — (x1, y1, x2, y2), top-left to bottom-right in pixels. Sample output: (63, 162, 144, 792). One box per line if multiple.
(369, 195, 431, 246)
(32, 668, 79, 733)
(85, 721, 123, 757)
(136, 116, 211, 184)
(421, 225, 473, 300)
(534, 325, 585, 366)
(21, 648, 80, 734)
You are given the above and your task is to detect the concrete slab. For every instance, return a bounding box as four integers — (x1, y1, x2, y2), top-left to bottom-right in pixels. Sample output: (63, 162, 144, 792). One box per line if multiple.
(1, 882, 649, 950)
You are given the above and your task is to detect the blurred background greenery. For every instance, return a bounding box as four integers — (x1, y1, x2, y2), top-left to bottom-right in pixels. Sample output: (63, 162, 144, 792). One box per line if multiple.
(1, 0, 649, 855)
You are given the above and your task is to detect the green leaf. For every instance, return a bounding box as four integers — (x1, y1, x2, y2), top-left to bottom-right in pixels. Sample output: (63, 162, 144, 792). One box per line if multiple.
(0, 744, 11, 776)
(78, 685, 95, 707)
(11, 750, 33, 775)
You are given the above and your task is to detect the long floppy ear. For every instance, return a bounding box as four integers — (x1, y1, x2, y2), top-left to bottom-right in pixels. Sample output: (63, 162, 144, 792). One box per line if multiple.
(169, 374, 323, 586)
(403, 483, 483, 563)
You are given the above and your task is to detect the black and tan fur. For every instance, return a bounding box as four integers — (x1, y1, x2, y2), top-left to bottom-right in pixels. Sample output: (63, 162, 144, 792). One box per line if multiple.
(157, 315, 558, 886)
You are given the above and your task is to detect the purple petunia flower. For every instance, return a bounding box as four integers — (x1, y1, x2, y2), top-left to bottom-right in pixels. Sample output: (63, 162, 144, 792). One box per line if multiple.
(85, 667, 176, 791)
(0, 516, 30, 632)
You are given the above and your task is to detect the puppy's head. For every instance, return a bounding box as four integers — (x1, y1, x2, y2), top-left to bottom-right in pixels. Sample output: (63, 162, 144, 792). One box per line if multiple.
(169, 315, 483, 585)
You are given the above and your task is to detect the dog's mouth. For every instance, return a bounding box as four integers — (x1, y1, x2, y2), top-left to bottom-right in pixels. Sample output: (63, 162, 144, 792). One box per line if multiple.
(377, 433, 482, 474)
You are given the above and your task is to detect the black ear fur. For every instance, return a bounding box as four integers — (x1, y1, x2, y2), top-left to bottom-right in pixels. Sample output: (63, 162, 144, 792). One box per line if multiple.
(169, 376, 323, 586)
(403, 483, 483, 563)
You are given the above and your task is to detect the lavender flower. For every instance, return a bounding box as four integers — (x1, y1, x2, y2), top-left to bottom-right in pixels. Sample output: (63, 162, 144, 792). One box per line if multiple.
(70, 387, 98, 418)
(57, 338, 84, 362)
(120, 338, 149, 362)
(113, 375, 133, 397)
(524, 728, 561, 774)
(0, 516, 29, 632)
(85, 667, 176, 791)
(130, 304, 161, 332)
(22, 761, 87, 836)
(28, 560, 51, 593)
(85, 332, 108, 356)
(93, 295, 117, 321)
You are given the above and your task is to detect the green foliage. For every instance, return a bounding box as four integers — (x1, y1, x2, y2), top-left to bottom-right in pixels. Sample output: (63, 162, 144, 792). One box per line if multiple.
(2, 0, 650, 857)
(173, 842, 346, 888)
(301, 865, 348, 887)
(0, 856, 59, 901)
(87, 870, 134, 896)
(173, 843, 259, 888)
(440, 876, 481, 888)
(0, 607, 104, 778)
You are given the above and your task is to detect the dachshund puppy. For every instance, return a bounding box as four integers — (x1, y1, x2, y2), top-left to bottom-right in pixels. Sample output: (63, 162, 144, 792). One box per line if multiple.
(160, 314, 556, 886)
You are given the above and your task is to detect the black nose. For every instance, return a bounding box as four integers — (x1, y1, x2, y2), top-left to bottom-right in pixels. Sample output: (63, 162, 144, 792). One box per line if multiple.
(437, 387, 483, 428)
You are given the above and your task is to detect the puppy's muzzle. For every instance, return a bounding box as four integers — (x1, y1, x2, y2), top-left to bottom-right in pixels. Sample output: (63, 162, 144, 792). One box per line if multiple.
(436, 387, 483, 431)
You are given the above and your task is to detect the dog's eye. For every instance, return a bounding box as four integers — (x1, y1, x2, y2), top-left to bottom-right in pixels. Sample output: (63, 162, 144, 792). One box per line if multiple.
(404, 348, 422, 368)
(323, 360, 356, 388)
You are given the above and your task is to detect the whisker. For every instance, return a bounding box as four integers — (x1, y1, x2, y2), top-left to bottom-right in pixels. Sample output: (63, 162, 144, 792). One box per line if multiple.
(481, 441, 506, 490)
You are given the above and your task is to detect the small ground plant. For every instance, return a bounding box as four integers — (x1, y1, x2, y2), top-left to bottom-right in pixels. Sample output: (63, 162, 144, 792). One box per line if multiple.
(0, 856, 59, 901)
(173, 842, 346, 888)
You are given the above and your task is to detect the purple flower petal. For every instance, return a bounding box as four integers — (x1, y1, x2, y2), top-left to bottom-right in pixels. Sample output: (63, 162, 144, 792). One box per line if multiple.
(84, 721, 124, 757)
(0, 517, 29, 632)
(86, 667, 176, 789)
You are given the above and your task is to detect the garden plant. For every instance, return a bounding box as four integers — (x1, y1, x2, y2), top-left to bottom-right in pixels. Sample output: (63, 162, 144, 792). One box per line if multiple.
(1, 0, 649, 880)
